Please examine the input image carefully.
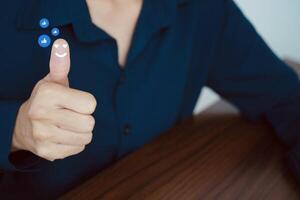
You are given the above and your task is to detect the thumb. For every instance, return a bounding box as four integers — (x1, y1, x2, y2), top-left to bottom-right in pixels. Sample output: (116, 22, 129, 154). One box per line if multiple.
(47, 39, 70, 86)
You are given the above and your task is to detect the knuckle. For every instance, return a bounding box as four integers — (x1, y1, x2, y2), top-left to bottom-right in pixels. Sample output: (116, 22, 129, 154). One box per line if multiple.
(33, 142, 57, 161)
(55, 150, 68, 160)
(32, 124, 52, 141)
(31, 129, 41, 140)
(43, 155, 56, 162)
(72, 146, 85, 155)
(84, 116, 95, 132)
(77, 146, 85, 153)
(34, 145, 48, 159)
(83, 133, 93, 145)
(31, 124, 38, 136)
(64, 146, 85, 158)
(58, 154, 67, 160)
(32, 130, 49, 141)
(28, 106, 46, 119)
(86, 93, 97, 114)
(87, 133, 93, 144)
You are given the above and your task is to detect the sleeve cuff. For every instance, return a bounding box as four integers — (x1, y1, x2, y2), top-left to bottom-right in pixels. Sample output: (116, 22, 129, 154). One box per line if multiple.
(0, 100, 23, 171)
(0, 100, 42, 172)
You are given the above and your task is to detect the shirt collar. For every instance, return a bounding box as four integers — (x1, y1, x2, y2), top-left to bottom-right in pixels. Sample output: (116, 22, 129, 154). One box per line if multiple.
(17, 0, 189, 43)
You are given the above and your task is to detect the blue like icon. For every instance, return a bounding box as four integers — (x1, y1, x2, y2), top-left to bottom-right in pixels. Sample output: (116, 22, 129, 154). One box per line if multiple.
(51, 28, 60, 36)
(38, 34, 51, 48)
(39, 18, 49, 29)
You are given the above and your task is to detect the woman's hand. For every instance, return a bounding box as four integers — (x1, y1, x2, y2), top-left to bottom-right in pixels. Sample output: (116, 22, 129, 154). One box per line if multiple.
(11, 39, 97, 161)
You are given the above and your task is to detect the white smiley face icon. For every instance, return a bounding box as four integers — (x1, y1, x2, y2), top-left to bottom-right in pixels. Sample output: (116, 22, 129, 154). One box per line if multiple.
(54, 44, 68, 58)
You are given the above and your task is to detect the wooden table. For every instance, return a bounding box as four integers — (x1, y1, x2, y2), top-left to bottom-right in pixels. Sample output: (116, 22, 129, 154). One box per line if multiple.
(61, 61, 300, 200)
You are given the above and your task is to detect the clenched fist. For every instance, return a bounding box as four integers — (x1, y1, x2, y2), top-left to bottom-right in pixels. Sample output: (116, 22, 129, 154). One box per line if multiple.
(11, 39, 97, 161)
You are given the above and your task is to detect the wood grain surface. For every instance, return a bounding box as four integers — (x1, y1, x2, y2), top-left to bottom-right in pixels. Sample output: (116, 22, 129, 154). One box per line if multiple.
(60, 61, 300, 200)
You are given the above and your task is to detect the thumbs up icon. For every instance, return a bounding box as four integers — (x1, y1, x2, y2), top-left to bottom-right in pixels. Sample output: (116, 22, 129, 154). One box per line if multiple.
(39, 18, 49, 29)
(51, 28, 60, 37)
(38, 35, 51, 48)
(41, 38, 47, 44)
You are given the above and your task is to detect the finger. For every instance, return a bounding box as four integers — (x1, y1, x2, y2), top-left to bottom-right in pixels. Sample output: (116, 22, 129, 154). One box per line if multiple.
(35, 141, 85, 161)
(57, 88, 97, 115)
(33, 122, 93, 146)
(36, 83, 97, 115)
(48, 39, 70, 86)
(47, 109, 95, 133)
(51, 128, 93, 146)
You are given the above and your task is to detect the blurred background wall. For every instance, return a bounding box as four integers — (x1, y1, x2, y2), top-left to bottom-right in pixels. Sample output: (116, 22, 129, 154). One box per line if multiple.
(194, 0, 300, 113)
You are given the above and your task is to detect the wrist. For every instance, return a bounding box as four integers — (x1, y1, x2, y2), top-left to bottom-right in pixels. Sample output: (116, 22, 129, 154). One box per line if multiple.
(11, 101, 30, 153)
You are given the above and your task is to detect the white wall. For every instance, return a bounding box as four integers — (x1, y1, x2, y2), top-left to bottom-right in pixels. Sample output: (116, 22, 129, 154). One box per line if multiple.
(194, 0, 300, 113)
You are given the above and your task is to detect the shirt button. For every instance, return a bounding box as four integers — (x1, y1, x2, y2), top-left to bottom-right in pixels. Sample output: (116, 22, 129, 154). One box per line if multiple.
(123, 124, 132, 135)
(119, 70, 126, 84)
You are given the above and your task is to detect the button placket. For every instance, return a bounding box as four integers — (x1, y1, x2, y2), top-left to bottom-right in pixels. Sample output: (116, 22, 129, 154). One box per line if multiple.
(123, 124, 132, 136)
(119, 71, 126, 84)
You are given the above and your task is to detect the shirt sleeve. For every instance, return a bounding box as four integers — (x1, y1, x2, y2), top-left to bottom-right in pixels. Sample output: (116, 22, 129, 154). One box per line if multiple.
(0, 100, 22, 171)
(206, 0, 300, 183)
(0, 100, 42, 172)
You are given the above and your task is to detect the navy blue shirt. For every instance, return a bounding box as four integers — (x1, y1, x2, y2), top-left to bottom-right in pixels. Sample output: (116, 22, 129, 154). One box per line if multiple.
(1, 0, 300, 199)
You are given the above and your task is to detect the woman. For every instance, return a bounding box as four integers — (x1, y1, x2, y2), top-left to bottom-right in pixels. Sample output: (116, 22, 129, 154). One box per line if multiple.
(1, 0, 300, 199)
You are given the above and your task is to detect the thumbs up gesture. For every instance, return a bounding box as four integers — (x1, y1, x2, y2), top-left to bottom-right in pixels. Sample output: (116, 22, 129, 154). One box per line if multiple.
(11, 39, 97, 161)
